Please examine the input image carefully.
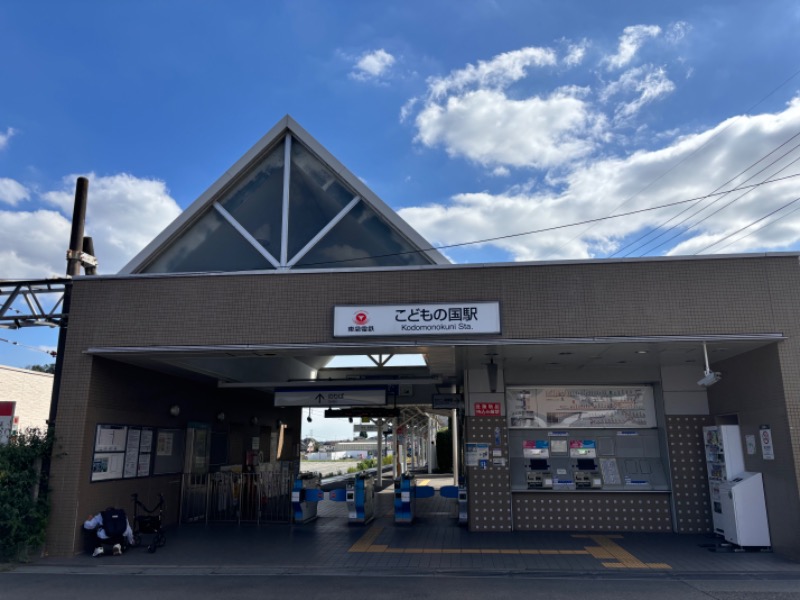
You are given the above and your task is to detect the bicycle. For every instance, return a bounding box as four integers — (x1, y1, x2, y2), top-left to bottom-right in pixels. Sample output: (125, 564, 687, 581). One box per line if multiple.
(131, 493, 166, 553)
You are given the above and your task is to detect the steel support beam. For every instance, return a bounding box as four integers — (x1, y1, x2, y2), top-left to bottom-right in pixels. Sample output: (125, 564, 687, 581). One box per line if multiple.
(0, 279, 70, 329)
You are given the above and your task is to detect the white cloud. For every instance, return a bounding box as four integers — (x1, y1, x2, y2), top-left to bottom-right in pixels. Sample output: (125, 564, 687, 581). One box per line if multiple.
(0, 127, 15, 150)
(399, 98, 800, 262)
(1, 173, 181, 278)
(426, 47, 557, 99)
(399, 97, 418, 123)
(415, 88, 604, 168)
(665, 21, 691, 44)
(0, 178, 30, 206)
(563, 40, 588, 67)
(408, 44, 607, 170)
(350, 49, 396, 81)
(404, 26, 685, 172)
(601, 65, 676, 121)
(603, 25, 661, 70)
(0, 208, 71, 278)
(492, 166, 510, 177)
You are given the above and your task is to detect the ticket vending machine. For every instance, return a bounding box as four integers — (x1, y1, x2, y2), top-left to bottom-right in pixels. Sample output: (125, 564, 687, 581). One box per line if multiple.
(571, 441, 602, 489)
(526, 449, 554, 489)
(524, 441, 554, 489)
(346, 473, 375, 524)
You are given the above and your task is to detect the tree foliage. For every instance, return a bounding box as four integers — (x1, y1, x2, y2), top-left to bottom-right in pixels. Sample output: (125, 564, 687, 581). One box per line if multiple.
(435, 428, 452, 473)
(25, 364, 56, 374)
(0, 428, 53, 562)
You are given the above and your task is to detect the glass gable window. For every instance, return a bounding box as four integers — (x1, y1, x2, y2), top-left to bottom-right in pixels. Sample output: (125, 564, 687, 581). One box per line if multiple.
(288, 140, 358, 259)
(293, 202, 433, 269)
(142, 210, 273, 273)
(136, 129, 440, 275)
(218, 140, 285, 257)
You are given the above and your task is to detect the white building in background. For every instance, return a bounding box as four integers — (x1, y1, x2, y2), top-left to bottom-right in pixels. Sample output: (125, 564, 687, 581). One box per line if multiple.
(0, 365, 53, 437)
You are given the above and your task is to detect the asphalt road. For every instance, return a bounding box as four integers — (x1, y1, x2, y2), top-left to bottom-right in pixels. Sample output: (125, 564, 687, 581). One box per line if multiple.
(3, 572, 800, 599)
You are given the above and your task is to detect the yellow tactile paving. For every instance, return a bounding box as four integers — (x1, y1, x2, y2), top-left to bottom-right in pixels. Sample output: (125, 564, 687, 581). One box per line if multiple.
(348, 524, 385, 552)
(348, 525, 671, 570)
(573, 535, 672, 570)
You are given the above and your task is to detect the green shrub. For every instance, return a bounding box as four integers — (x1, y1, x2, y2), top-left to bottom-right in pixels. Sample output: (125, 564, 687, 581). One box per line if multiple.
(0, 428, 53, 562)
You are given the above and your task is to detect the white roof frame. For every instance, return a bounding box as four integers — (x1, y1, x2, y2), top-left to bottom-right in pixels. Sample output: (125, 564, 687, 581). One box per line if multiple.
(119, 115, 449, 274)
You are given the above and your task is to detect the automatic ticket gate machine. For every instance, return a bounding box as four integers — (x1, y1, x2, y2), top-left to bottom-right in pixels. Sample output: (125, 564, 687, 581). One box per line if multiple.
(394, 473, 435, 524)
(439, 482, 468, 524)
(292, 472, 324, 523)
(394, 474, 416, 524)
(345, 472, 376, 524)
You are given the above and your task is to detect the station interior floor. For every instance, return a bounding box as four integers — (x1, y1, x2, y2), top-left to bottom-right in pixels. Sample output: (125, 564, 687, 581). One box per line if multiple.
(20, 473, 800, 578)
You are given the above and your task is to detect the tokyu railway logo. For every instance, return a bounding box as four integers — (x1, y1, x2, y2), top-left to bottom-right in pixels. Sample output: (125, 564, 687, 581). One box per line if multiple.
(353, 310, 369, 325)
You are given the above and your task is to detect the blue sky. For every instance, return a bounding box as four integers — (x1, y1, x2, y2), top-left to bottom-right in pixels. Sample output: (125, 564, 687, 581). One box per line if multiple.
(2, 1, 800, 422)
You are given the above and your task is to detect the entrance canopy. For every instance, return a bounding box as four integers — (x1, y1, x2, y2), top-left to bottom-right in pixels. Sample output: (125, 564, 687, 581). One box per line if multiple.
(85, 334, 782, 403)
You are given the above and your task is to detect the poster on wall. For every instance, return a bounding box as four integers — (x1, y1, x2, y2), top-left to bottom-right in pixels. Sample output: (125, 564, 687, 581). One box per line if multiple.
(759, 425, 775, 460)
(91, 452, 125, 481)
(465, 443, 490, 467)
(94, 424, 127, 452)
(157, 431, 174, 456)
(91, 424, 163, 482)
(507, 386, 656, 429)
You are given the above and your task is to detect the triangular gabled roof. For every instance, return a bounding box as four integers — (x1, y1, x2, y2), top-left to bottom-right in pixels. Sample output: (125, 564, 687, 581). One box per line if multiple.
(119, 115, 448, 275)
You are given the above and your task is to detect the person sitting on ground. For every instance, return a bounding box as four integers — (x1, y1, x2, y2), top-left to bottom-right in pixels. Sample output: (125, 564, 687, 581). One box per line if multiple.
(83, 507, 135, 557)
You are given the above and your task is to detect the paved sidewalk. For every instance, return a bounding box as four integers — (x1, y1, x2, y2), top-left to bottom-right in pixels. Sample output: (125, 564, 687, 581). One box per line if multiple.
(12, 475, 800, 579)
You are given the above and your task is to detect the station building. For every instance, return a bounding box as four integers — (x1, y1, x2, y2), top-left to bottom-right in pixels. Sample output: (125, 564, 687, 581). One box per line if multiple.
(0, 364, 53, 440)
(45, 116, 800, 559)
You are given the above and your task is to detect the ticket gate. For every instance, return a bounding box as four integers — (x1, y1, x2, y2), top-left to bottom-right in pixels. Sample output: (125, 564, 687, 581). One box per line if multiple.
(439, 484, 467, 525)
(394, 474, 435, 524)
(291, 472, 323, 523)
(338, 472, 375, 524)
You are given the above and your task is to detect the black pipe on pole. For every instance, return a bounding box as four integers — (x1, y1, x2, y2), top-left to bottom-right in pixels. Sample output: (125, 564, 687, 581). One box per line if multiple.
(82, 236, 96, 276)
(66, 177, 89, 277)
(48, 177, 89, 432)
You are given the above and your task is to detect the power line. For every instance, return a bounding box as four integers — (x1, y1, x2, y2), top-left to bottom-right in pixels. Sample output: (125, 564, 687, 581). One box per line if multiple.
(298, 173, 800, 268)
(710, 203, 800, 254)
(0, 336, 57, 358)
(693, 194, 800, 255)
(636, 152, 800, 256)
(550, 66, 800, 258)
(611, 130, 800, 257)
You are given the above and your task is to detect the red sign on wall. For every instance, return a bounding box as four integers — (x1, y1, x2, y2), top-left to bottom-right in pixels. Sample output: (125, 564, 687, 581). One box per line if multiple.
(474, 402, 501, 417)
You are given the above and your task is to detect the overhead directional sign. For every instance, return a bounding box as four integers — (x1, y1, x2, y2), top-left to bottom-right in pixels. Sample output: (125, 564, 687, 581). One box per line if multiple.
(274, 387, 387, 407)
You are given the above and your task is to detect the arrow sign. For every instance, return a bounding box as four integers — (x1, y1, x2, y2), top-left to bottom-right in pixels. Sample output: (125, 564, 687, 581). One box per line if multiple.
(275, 387, 387, 407)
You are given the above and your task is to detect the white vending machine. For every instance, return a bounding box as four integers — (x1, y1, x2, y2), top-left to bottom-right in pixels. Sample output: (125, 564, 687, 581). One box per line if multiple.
(703, 425, 744, 535)
(717, 472, 771, 547)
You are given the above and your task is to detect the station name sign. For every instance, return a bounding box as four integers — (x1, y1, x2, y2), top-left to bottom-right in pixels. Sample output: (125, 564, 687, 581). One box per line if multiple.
(333, 302, 500, 337)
